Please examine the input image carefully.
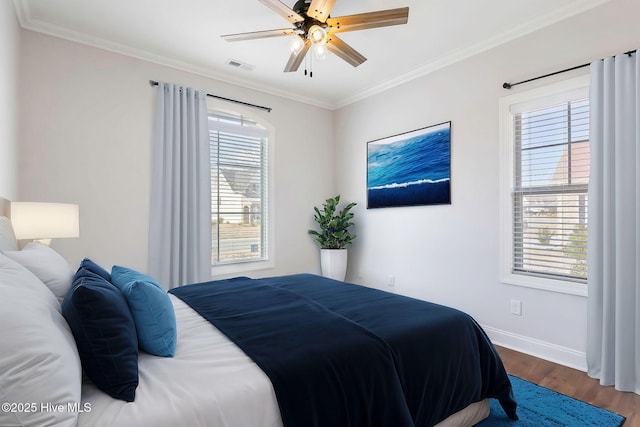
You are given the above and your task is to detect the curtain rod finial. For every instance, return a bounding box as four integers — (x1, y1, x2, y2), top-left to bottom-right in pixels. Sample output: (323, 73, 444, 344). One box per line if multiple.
(503, 82, 512, 89)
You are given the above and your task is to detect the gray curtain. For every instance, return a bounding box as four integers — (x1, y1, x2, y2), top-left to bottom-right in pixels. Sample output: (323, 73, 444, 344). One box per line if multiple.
(587, 51, 640, 394)
(149, 82, 211, 289)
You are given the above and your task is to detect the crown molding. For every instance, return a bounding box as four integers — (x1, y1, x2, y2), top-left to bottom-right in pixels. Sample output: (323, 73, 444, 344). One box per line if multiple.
(11, 0, 29, 26)
(334, 0, 612, 109)
(12, 3, 334, 110)
(12, 0, 610, 111)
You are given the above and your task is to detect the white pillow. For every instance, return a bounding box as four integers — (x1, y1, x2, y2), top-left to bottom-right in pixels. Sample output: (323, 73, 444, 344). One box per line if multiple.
(3, 242, 74, 303)
(0, 216, 18, 251)
(0, 253, 82, 427)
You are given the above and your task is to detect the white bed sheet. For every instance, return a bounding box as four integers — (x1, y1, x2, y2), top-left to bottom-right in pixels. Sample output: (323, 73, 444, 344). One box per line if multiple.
(77, 294, 489, 427)
(77, 295, 283, 427)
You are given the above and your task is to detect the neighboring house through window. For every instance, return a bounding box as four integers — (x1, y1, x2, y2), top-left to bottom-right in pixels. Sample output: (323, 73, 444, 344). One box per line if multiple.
(209, 111, 273, 275)
(499, 75, 589, 295)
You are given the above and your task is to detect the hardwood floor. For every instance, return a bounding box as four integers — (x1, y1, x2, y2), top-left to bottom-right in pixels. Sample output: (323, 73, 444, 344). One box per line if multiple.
(496, 346, 640, 426)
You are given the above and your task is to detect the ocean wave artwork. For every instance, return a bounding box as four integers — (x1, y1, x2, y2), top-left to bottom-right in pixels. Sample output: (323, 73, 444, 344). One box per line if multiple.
(367, 122, 451, 208)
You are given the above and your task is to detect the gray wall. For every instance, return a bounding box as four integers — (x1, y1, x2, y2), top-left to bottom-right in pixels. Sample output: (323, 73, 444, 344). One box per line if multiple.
(333, 0, 640, 369)
(18, 30, 335, 277)
(0, 2, 19, 200)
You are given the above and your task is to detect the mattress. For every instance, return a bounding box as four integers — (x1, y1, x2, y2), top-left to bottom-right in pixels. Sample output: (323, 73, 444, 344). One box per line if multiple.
(77, 295, 282, 427)
(78, 294, 491, 427)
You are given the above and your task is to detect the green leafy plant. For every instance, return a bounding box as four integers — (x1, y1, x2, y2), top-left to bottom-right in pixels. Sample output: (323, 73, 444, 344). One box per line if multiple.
(563, 224, 587, 278)
(537, 227, 554, 245)
(308, 195, 357, 249)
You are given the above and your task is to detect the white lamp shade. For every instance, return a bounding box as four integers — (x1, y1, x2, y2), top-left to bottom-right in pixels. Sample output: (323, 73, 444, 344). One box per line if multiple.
(10, 202, 79, 240)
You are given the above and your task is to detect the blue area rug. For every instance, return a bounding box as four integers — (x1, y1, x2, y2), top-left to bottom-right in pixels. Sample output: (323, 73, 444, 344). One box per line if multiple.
(477, 375, 625, 426)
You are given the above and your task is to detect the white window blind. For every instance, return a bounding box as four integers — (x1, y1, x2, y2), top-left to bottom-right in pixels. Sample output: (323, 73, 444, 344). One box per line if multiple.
(209, 113, 268, 265)
(512, 98, 589, 282)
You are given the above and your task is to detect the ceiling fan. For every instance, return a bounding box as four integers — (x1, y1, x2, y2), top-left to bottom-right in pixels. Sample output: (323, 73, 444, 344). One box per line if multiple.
(221, 0, 409, 74)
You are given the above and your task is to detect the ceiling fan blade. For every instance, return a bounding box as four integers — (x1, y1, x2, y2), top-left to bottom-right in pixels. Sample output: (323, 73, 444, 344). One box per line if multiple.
(326, 34, 366, 67)
(258, 0, 305, 23)
(221, 28, 297, 42)
(284, 39, 311, 72)
(326, 7, 409, 34)
(306, 0, 336, 23)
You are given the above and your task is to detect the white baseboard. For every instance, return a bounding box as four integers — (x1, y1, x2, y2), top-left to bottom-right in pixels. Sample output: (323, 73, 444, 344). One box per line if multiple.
(481, 324, 587, 372)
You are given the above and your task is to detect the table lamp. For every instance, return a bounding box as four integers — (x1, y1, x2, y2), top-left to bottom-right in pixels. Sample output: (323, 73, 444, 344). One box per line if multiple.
(10, 202, 80, 246)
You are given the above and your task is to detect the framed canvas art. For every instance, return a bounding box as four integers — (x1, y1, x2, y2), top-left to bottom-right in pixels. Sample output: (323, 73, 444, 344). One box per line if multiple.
(367, 121, 451, 209)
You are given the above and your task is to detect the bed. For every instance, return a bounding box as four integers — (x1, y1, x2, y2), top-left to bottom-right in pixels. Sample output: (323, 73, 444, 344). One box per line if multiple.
(0, 200, 517, 427)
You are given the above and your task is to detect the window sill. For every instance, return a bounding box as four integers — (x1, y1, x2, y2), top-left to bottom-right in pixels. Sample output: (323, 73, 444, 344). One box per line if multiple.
(211, 259, 274, 277)
(500, 272, 587, 297)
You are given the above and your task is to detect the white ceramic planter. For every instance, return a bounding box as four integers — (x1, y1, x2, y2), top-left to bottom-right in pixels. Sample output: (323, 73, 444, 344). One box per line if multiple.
(320, 249, 348, 281)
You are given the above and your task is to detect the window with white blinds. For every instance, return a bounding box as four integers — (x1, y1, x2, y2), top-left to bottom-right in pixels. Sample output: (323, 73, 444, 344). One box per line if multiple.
(209, 112, 268, 265)
(512, 97, 589, 282)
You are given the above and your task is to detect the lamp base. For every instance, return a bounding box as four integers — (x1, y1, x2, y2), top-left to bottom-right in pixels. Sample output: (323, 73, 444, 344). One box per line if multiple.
(32, 238, 52, 246)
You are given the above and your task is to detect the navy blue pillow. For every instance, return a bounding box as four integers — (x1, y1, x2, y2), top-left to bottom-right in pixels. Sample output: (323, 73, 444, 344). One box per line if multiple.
(75, 258, 111, 282)
(62, 270, 139, 402)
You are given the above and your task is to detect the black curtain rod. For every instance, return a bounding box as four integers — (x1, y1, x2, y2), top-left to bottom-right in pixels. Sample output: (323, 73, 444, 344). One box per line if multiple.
(503, 49, 637, 90)
(149, 80, 272, 112)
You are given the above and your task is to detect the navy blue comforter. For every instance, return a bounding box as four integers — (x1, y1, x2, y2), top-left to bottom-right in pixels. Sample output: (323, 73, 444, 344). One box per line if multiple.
(170, 274, 517, 427)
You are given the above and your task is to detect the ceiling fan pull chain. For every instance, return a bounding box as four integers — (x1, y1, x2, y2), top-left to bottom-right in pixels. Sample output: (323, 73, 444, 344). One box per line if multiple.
(304, 51, 308, 76)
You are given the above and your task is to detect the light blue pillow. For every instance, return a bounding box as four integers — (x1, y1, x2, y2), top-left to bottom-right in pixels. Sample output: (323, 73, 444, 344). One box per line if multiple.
(111, 266, 176, 357)
(112, 265, 163, 290)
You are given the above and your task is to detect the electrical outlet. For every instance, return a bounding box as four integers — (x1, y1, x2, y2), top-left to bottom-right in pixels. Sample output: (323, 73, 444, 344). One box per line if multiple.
(387, 274, 395, 288)
(510, 299, 522, 316)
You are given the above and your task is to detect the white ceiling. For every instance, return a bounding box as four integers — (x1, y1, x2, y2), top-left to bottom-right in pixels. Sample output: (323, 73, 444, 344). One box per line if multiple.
(13, 0, 610, 109)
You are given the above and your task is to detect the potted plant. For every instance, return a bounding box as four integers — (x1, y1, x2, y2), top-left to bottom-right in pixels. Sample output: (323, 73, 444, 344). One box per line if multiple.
(308, 195, 357, 281)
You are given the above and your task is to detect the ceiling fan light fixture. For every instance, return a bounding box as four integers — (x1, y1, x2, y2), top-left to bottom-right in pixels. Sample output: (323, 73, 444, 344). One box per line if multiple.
(308, 25, 327, 45)
(289, 36, 305, 53)
(313, 43, 328, 60)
